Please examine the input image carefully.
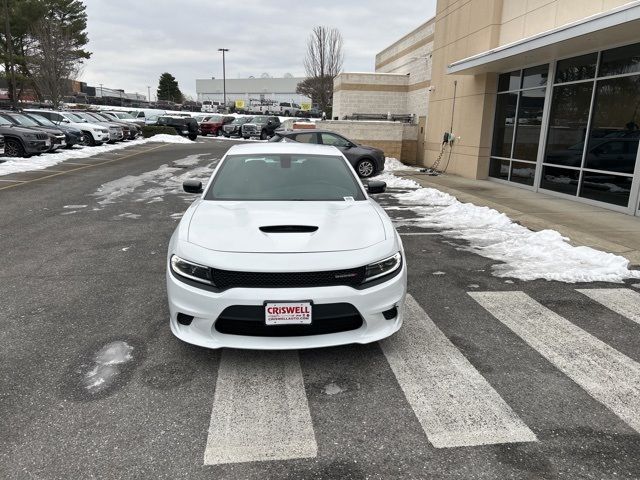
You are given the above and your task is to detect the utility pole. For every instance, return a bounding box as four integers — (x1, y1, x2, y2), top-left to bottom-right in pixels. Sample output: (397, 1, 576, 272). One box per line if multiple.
(147, 85, 151, 104)
(99, 83, 103, 104)
(3, 0, 17, 110)
(218, 48, 229, 111)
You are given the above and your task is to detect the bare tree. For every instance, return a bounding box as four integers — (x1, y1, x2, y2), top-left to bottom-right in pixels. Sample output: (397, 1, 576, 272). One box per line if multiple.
(27, 19, 84, 107)
(297, 26, 343, 115)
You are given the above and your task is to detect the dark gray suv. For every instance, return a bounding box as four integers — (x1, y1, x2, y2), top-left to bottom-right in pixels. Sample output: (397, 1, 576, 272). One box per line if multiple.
(0, 115, 49, 157)
(269, 129, 385, 177)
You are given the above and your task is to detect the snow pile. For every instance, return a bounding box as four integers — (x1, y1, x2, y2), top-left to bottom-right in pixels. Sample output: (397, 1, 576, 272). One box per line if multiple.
(384, 157, 421, 172)
(0, 134, 191, 176)
(375, 158, 640, 283)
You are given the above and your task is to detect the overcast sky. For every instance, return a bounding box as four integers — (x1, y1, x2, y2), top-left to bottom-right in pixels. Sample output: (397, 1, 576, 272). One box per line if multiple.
(81, 0, 437, 100)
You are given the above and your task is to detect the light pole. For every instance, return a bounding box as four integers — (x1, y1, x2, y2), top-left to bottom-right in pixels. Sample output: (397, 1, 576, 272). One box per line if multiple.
(147, 85, 151, 104)
(99, 83, 103, 104)
(218, 48, 229, 111)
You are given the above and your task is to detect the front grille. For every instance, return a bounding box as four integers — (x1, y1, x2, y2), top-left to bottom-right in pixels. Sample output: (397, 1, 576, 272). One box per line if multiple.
(211, 267, 366, 291)
(215, 303, 363, 337)
(36, 133, 48, 140)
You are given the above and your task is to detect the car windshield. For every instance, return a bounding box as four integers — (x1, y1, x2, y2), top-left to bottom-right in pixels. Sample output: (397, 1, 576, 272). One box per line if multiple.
(8, 114, 40, 127)
(115, 112, 134, 119)
(67, 113, 88, 122)
(232, 117, 251, 124)
(205, 154, 365, 201)
(26, 113, 54, 126)
(0, 116, 13, 126)
(206, 115, 222, 123)
(252, 117, 268, 124)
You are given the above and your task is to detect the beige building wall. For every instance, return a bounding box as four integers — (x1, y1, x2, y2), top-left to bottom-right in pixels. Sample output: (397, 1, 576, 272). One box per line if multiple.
(425, 0, 639, 179)
(332, 73, 410, 120)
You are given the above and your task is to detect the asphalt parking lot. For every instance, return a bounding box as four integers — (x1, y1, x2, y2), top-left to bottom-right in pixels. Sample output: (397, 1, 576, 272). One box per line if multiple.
(1, 140, 639, 480)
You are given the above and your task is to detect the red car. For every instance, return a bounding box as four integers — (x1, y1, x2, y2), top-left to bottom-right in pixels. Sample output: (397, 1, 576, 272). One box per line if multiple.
(200, 115, 234, 136)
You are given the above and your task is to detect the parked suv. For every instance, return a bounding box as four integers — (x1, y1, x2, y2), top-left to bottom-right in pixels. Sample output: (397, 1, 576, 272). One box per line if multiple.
(222, 116, 253, 137)
(269, 129, 385, 178)
(71, 111, 125, 143)
(241, 116, 281, 140)
(0, 112, 66, 151)
(156, 116, 199, 140)
(0, 115, 50, 157)
(25, 109, 110, 146)
(24, 112, 84, 148)
(200, 115, 234, 136)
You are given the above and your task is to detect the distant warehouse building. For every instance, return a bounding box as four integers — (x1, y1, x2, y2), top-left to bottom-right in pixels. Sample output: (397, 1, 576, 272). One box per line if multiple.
(195, 77, 311, 106)
(333, 0, 640, 216)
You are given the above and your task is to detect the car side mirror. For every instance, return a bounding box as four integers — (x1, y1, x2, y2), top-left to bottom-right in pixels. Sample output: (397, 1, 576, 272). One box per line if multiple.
(183, 180, 203, 194)
(366, 181, 386, 194)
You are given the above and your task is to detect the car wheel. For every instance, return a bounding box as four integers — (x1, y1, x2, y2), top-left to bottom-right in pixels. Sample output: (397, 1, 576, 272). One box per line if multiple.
(188, 133, 197, 141)
(215, 129, 222, 137)
(260, 130, 267, 140)
(4, 138, 26, 157)
(243, 136, 249, 140)
(82, 132, 96, 146)
(356, 158, 376, 178)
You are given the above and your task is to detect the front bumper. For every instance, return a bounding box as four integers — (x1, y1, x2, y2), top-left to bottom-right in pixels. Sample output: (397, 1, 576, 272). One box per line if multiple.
(166, 263, 406, 350)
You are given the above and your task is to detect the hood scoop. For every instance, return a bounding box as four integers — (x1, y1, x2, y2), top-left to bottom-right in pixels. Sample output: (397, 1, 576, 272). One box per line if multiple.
(259, 225, 318, 233)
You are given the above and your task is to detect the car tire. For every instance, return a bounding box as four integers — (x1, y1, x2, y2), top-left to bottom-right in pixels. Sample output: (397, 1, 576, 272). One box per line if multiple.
(243, 136, 249, 140)
(215, 129, 222, 137)
(4, 138, 26, 157)
(356, 158, 376, 178)
(260, 130, 267, 140)
(82, 131, 96, 146)
(188, 133, 197, 141)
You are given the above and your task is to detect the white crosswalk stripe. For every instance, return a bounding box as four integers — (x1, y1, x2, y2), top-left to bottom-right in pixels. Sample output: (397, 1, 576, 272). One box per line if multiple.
(204, 350, 317, 465)
(577, 288, 640, 326)
(380, 294, 537, 448)
(470, 291, 640, 434)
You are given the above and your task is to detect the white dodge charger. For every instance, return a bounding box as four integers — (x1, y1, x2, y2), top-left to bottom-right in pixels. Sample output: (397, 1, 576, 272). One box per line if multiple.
(166, 142, 406, 349)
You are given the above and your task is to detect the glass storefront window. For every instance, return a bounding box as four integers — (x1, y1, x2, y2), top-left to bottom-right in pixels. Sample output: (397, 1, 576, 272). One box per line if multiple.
(599, 42, 640, 77)
(522, 65, 548, 89)
(579, 172, 633, 206)
(584, 75, 640, 174)
(489, 158, 510, 180)
(544, 83, 593, 167)
(555, 53, 597, 83)
(510, 161, 536, 186)
(513, 88, 546, 161)
(540, 166, 580, 195)
(491, 93, 517, 158)
(498, 70, 520, 92)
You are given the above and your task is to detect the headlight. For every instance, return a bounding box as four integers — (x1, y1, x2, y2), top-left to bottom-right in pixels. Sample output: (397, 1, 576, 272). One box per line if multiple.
(363, 252, 402, 283)
(170, 255, 213, 285)
(98, 128, 108, 133)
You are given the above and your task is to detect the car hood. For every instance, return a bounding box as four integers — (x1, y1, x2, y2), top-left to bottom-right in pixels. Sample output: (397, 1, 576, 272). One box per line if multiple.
(187, 200, 386, 253)
(0, 125, 45, 135)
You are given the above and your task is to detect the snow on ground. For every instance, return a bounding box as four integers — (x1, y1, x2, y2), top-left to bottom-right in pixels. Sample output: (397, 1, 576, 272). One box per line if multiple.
(83, 341, 133, 393)
(0, 134, 192, 177)
(92, 153, 216, 208)
(375, 158, 640, 283)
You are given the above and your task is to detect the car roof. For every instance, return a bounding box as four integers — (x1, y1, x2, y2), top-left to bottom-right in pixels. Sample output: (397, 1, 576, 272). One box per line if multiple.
(226, 142, 341, 156)
(279, 129, 339, 135)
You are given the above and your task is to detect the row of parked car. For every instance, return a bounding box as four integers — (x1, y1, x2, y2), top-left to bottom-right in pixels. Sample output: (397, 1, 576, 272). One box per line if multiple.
(0, 109, 144, 158)
(190, 114, 282, 140)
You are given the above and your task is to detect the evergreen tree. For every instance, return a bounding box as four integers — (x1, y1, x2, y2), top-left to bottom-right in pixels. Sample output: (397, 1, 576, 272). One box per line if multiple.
(157, 72, 183, 103)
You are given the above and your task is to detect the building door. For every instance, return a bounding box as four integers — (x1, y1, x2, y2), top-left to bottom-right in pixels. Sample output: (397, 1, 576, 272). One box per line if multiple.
(417, 116, 426, 164)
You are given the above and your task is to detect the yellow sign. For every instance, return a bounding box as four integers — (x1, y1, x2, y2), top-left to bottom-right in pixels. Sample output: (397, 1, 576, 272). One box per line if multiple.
(300, 103, 312, 111)
(235, 100, 245, 109)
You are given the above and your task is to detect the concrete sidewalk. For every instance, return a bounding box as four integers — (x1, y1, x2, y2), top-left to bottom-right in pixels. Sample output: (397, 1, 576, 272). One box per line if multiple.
(399, 171, 640, 266)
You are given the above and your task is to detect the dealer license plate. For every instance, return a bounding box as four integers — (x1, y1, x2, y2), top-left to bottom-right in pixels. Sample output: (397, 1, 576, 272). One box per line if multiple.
(265, 302, 312, 326)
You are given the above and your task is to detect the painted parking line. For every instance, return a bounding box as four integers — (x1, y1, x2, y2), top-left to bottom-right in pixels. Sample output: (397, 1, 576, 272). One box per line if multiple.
(380, 294, 536, 448)
(0, 144, 168, 191)
(470, 291, 640, 434)
(204, 350, 317, 465)
(577, 288, 640, 326)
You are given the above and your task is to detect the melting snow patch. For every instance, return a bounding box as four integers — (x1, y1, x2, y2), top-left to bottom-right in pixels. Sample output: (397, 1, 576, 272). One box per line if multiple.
(378, 158, 640, 283)
(323, 383, 345, 395)
(118, 213, 141, 219)
(504, 280, 515, 284)
(632, 283, 640, 289)
(121, 246, 131, 252)
(433, 271, 446, 276)
(170, 213, 183, 219)
(64, 204, 87, 209)
(468, 284, 480, 289)
(0, 135, 191, 177)
(84, 341, 133, 393)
